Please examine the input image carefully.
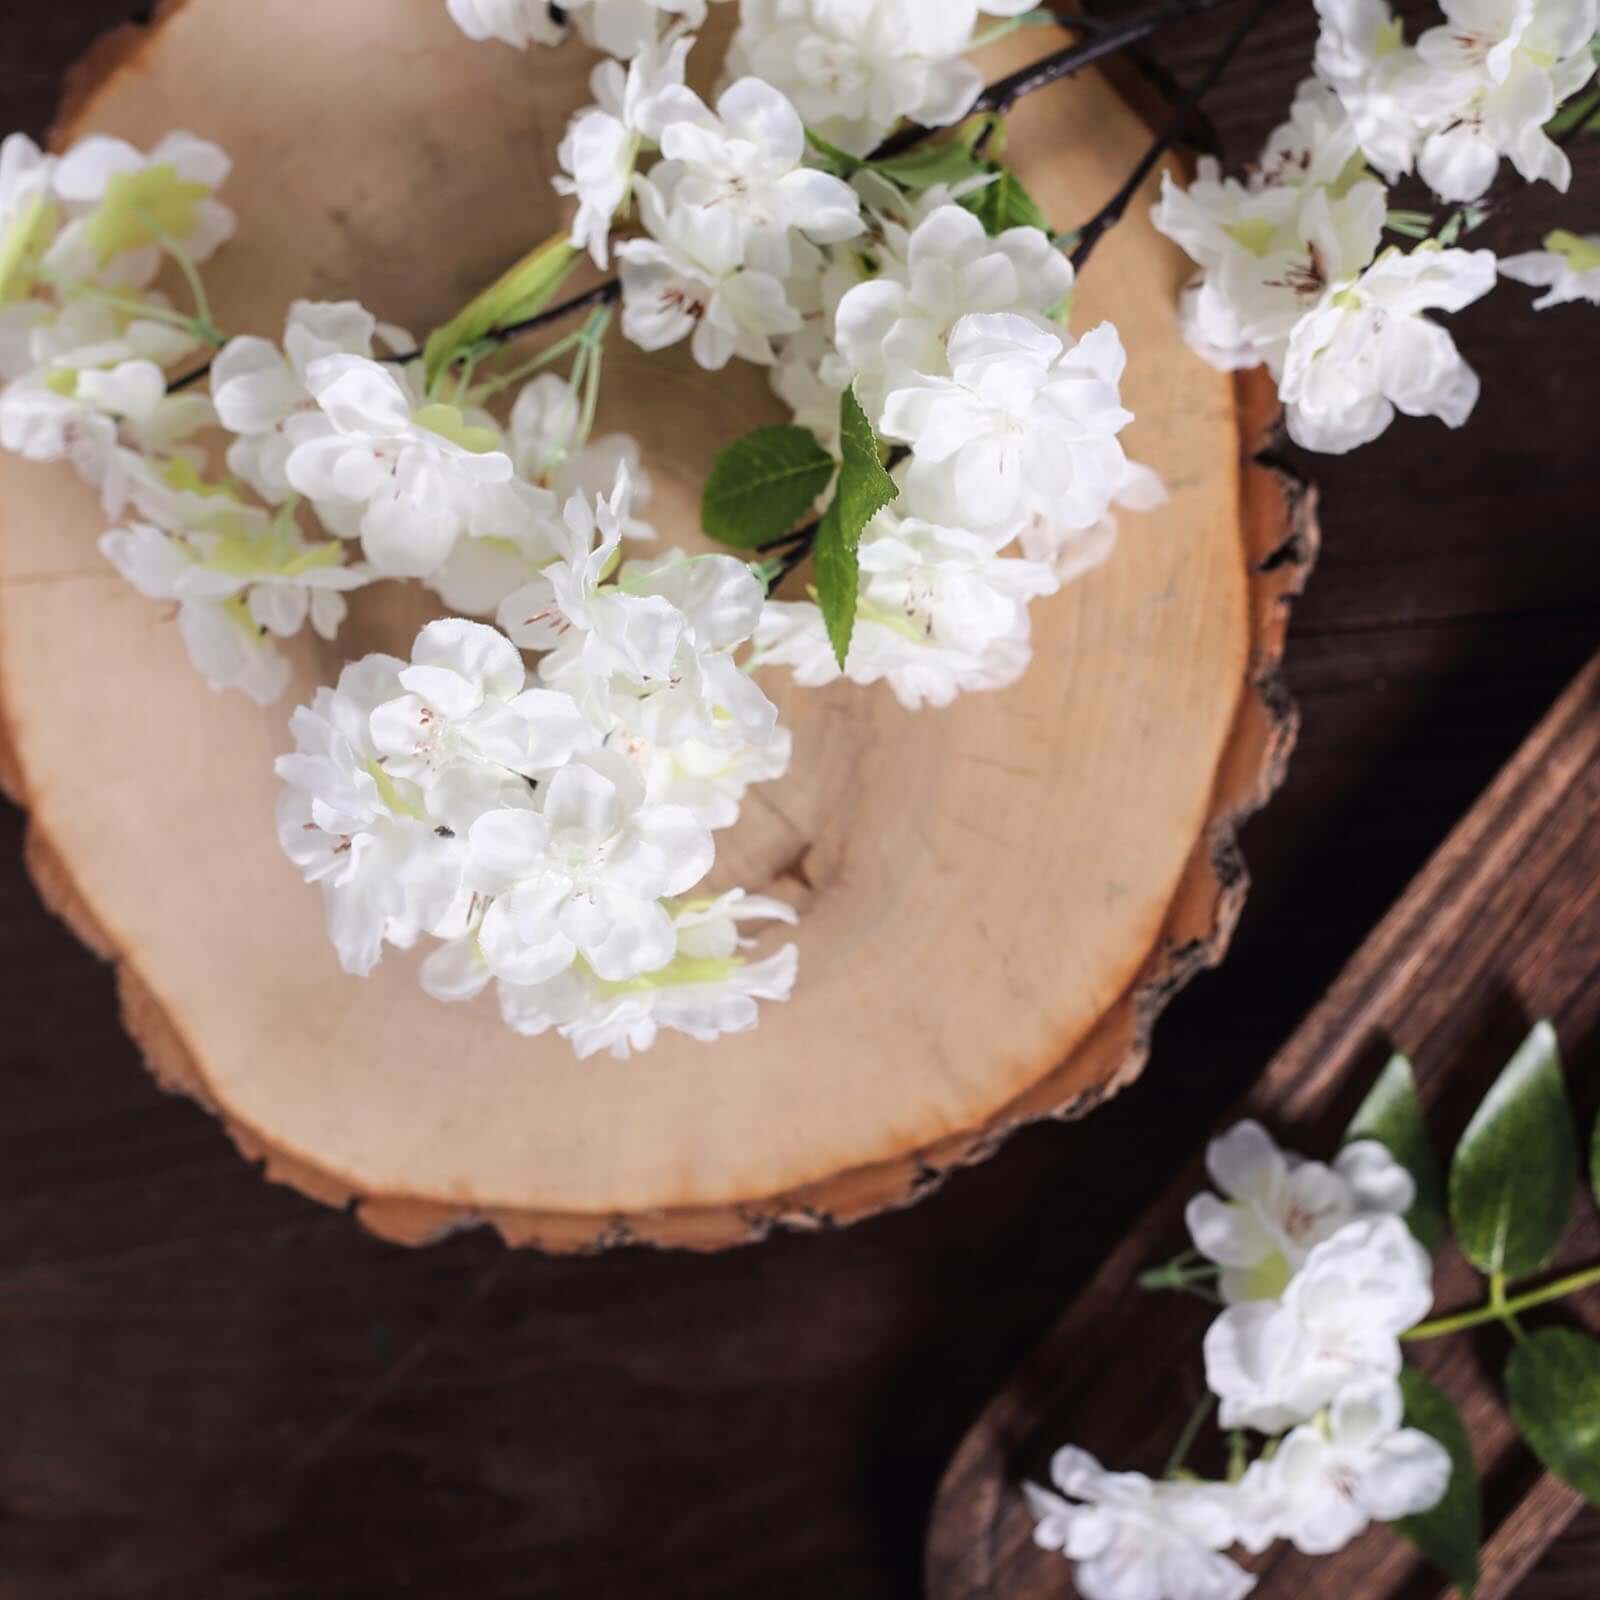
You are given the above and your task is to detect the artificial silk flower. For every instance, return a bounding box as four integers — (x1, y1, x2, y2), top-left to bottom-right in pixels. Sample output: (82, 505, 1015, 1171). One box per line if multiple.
(466, 750, 715, 985)
(1203, 1215, 1435, 1434)
(726, 0, 994, 157)
(655, 76, 865, 269)
(1185, 1120, 1417, 1303)
(276, 655, 471, 974)
(505, 890, 798, 1057)
(564, 0, 725, 58)
(1410, 0, 1599, 202)
(508, 372, 657, 538)
(554, 28, 700, 267)
(1499, 228, 1600, 307)
(1024, 1447, 1256, 1600)
(834, 203, 1073, 426)
(1016, 457, 1166, 584)
(445, 0, 567, 48)
(0, 134, 59, 311)
(1278, 244, 1495, 454)
(285, 352, 515, 577)
(618, 170, 802, 369)
(211, 299, 386, 502)
(879, 311, 1134, 539)
(45, 131, 234, 290)
(367, 619, 594, 824)
(99, 519, 297, 706)
(498, 469, 686, 684)
(1312, 0, 1428, 181)
(622, 724, 795, 829)
(1235, 1379, 1452, 1557)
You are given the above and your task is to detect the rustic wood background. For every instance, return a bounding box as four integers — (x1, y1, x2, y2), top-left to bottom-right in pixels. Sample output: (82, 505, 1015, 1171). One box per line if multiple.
(0, 3, 1595, 1596)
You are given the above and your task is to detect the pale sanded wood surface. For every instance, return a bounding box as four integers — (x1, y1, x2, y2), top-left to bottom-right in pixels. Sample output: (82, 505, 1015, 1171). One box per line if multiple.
(926, 651, 1600, 1600)
(0, 0, 1310, 1248)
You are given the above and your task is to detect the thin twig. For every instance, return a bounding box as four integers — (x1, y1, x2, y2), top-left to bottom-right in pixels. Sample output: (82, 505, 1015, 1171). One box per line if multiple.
(1068, 0, 1281, 270)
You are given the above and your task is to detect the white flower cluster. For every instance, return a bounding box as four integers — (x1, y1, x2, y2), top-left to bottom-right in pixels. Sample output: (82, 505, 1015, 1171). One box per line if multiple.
(1026, 1122, 1451, 1600)
(754, 200, 1155, 709)
(276, 506, 799, 1057)
(1153, 0, 1599, 453)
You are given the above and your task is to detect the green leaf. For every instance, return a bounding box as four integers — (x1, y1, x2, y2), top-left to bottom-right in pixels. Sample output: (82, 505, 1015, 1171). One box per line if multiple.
(871, 140, 991, 193)
(701, 426, 835, 549)
(804, 129, 863, 180)
(424, 233, 580, 389)
(1393, 1366, 1481, 1598)
(1506, 1328, 1600, 1508)
(1344, 1053, 1448, 1255)
(1448, 1021, 1578, 1280)
(813, 386, 897, 668)
(960, 161, 1051, 236)
(1546, 83, 1600, 137)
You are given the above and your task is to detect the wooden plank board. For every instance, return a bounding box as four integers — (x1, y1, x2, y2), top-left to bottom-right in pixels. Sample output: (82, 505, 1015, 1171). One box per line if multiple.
(926, 651, 1600, 1600)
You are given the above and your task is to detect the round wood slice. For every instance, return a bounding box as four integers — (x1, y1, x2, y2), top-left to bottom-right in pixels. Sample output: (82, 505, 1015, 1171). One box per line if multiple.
(0, 0, 1315, 1250)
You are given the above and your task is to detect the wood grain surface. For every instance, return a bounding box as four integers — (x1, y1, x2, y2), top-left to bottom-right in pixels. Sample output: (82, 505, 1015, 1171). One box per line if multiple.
(926, 650, 1600, 1600)
(0, 0, 1309, 1249)
(0, 3, 1596, 1596)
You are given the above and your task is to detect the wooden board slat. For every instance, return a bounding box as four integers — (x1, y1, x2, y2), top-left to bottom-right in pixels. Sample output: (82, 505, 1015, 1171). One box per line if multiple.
(926, 651, 1600, 1600)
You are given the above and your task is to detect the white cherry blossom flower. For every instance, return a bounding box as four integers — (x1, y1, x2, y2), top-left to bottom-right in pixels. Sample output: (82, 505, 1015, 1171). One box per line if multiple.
(498, 470, 686, 685)
(276, 655, 469, 974)
(1023, 1447, 1256, 1600)
(1015, 457, 1166, 584)
(618, 170, 802, 368)
(491, 890, 797, 1055)
(367, 619, 594, 827)
(211, 299, 387, 502)
(1185, 1120, 1417, 1303)
(445, 0, 567, 48)
(727, 0, 993, 157)
(100, 518, 305, 705)
(1411, 0, 1599, 202)
(565, 0, 723, 58)
(621, 724, 794, 828)
(555, 28, 700, 266)
(426, 476, 568, 618)
(835, 203, 1073, 425)
(509, 372, 656, 537)
(1279, 244, 1495, 454)
(879, 311, 1134, 539)
(1203, 1216, 1435, 1434)
(466, 750, 715, 985)
(45, 131, 233, 289)
(285, 352, 515, 576)
(1312, 0, 1429, 181)
(654, 77, 864, 271)
(0, 133, 59, 313)
(1499, 228, 1600, 307)
(1235, 1380, 1452, 1556)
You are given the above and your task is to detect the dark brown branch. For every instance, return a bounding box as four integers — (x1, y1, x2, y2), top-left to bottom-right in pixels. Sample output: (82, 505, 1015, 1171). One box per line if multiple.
(1068, 0, 1281, 271)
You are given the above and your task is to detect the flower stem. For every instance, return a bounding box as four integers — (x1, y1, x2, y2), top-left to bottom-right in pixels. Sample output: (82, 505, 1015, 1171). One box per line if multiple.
(1065, 0, 1282, 270)
(1165, 1392, 1217, 1477)
(1403, 1262, 1600, 1341)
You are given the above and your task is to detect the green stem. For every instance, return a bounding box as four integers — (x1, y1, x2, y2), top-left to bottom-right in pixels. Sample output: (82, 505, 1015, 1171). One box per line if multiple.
(1404, 1262, 1600, 1342)
(1164, 1393, 1217, 1478)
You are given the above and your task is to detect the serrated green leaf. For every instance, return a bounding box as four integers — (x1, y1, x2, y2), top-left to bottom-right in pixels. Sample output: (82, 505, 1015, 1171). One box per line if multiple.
(1506, 1328, 1600, 1508)
(959, 161, 1051, 236)
(1393, 1366, 1481, 1597)
(1448, 1021, 1578, 1280)
(424, 234, 580, 389)
(804, 129, 863, 180)
(701, 426, 835, 549)
(871, 140, 991, 193)
(1344, 1053, 1448, 1255)
(813, 386, 897, 667)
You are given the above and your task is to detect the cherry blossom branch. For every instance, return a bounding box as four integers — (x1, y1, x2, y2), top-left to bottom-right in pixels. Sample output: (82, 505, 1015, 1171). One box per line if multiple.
(1066, 0, 1282, 270)
(1402, 1261, 1600, 1341)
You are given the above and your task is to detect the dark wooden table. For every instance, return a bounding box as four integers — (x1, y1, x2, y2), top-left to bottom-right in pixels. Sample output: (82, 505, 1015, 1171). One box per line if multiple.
(2, 5, 1596, 1596)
